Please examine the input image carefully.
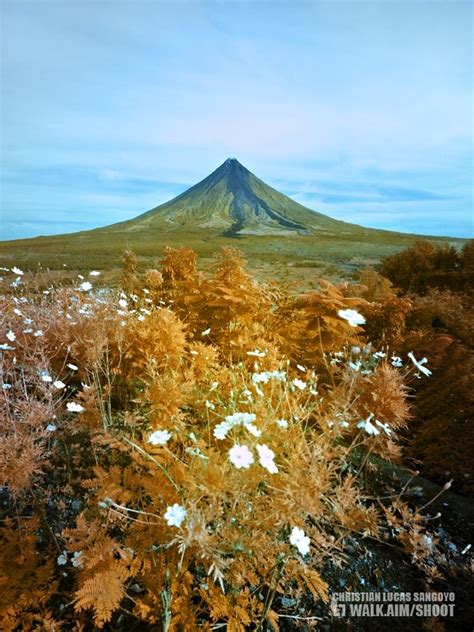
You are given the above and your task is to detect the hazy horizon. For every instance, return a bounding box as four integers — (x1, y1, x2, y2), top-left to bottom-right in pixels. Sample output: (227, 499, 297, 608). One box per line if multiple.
(1, 1, 472, 241)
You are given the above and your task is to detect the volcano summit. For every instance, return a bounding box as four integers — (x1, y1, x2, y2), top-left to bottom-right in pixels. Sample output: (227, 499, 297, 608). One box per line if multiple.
(103, 158, 352, 237)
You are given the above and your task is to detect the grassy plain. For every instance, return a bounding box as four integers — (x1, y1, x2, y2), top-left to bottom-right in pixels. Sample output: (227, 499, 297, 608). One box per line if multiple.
(0, 225, 464, 291)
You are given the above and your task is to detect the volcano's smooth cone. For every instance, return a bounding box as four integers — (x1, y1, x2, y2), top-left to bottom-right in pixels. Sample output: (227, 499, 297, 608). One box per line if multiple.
(100, 158, 357, 237)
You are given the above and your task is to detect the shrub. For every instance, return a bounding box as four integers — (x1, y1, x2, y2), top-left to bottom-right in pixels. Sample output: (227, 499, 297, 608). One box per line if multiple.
(380, 240, 466, 294)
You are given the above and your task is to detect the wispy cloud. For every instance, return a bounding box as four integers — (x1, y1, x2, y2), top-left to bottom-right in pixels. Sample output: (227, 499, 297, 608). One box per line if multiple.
(1, 0, 472, 239)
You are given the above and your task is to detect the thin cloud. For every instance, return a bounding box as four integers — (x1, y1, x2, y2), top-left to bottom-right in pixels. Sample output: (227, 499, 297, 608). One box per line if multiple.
(1, 1, 472, 239)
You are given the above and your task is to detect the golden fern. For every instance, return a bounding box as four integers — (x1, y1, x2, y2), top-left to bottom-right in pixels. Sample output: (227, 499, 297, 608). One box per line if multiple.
(75, 565, 128, 627)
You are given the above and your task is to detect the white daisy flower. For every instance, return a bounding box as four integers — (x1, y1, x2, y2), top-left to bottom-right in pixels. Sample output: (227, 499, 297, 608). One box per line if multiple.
(391, 355, 403, 367)
(147, 429, 172, 446)
(164, 503, 187, 527)
(357, 414, 380, 436)
(256, 444, 278, 474)
(292, 378, 306, 390)
(246, 349, 266, 357)
(6, 331, 16, 342)
(53, 380, 66, 389)
(66, 402, 85, 413)
(214, 421, 232, 440)
(246, 424, 262, 437)
(407, 352, 432, 377)
(72, 551, 84, 568)
(226, 412, 256, 426)
(375, 419, 392, 435)
(228, 444, 254, 469)
(338, 309, 366, 327)
(254, 384, 264, 397)
(214, 412, 260, 439)
(252, 370, 286, 384)
(289, 526, 311, 556)
(78, 281, 93, 292)
(252, 372, 270, 384)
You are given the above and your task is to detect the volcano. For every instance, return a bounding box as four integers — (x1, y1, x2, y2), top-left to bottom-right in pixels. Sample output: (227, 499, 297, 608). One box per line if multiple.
(101, 158, 355, 237)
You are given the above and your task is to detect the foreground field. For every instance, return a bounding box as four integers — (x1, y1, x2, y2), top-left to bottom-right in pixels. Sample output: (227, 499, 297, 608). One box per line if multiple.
(1, 245, 472, 630)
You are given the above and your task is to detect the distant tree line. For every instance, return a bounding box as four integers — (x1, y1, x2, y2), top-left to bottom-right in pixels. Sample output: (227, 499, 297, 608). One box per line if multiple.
(380, 239, 474, 294)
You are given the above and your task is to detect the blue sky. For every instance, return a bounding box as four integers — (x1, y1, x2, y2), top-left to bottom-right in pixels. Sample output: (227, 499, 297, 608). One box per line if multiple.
(1, 0, 472, 240)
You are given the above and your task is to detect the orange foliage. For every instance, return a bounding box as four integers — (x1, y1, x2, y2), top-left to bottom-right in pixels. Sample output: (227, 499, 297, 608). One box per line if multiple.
(0, 246, 459, 629)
